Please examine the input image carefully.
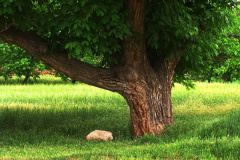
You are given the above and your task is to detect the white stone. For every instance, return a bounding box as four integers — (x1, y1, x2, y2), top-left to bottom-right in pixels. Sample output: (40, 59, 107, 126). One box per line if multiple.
(86, 130, 113, 142)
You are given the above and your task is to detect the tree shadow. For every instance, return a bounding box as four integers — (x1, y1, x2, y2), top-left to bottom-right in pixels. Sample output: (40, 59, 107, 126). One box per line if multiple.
(0, 103, 133, 146)
(198, 108, 240, 139)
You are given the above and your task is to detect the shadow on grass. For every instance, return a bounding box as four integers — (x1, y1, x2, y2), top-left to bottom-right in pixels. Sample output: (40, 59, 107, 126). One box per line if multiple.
(0, 101, 238, 147)
(0, 105, 239, 159)
(0, 104, 133, 145)
(198, 108, 240, 139)
(0, 103, 214, 147)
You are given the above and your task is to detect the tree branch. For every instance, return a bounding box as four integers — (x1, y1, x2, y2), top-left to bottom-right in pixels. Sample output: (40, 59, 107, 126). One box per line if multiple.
(0, 27, 126, 93)
(0, 17, 17, 33)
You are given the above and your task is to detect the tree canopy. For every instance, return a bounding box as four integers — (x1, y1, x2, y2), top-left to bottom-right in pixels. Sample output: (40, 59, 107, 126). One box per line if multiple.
(0, 0, 236, 69)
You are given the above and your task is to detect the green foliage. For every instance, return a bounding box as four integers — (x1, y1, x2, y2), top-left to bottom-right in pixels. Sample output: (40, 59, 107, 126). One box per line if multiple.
(176, 8, 240, 83)
(145, 0, 235, 53)
(145, 1, 238, 86)
(0, 42, 46, 83)
(0, 0, 130, 65)
(0, 0, 239, 87)
(0, 0, 237, 72)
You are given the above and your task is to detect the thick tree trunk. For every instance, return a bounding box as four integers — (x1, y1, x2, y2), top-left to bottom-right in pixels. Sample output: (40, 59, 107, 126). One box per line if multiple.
(119, 51, 178, 136)
(121, 72, 175, 136)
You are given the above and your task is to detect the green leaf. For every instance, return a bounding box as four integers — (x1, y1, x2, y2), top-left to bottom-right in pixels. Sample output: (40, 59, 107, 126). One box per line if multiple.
(75, 45, 82, 53)
(185, 55, 189, 61)
(65, 43, 70, 49)
(81, 41, 89, 46)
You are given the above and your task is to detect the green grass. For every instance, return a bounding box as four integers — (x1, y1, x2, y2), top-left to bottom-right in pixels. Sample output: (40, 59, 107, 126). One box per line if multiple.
(0, 76, 240, 159)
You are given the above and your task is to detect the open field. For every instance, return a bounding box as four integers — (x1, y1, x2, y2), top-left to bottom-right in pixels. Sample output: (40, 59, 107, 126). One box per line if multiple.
(0, 76, 240, 159)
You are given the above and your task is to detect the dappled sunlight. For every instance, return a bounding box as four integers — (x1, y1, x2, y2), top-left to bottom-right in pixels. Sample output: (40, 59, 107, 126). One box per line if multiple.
(172, 82, 240, 115)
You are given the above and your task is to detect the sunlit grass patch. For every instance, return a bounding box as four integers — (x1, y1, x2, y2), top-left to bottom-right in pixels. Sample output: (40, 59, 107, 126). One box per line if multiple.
(172, 82, 240, 106)
(174, 102, 239, 116)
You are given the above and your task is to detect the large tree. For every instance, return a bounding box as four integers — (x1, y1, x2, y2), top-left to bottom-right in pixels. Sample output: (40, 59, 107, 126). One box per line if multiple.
(0, 0, 236, 136)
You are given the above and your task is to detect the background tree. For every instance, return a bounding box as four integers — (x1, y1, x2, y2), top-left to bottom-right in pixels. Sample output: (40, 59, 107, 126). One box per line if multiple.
(0, 0, 237, 136)
(0, 40, 46, 84)
(175, 8, 240, 83)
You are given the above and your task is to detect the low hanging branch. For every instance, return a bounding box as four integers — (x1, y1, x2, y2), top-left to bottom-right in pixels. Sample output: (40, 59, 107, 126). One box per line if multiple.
(0, 26, 127, 94)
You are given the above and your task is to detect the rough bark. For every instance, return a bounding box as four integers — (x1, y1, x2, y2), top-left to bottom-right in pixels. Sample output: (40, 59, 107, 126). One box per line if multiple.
(0, 0, 184, 137)
(120, 55, 179, 136)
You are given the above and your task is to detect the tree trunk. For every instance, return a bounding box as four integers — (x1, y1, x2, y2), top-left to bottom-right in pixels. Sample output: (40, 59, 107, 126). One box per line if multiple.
(208, 67, 213, 83)
(121, 73, 174, 136)
(22, 74, 30, 85)
(118, 51, 178, 136)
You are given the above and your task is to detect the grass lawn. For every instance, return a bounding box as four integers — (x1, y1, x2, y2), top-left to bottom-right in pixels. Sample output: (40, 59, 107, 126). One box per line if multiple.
(0, 76, 240, 159)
